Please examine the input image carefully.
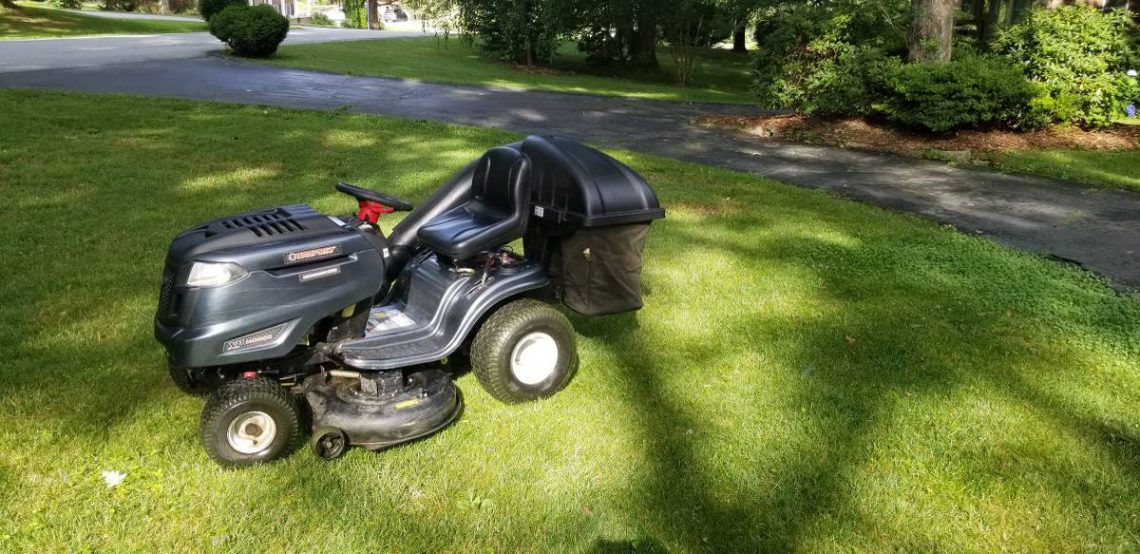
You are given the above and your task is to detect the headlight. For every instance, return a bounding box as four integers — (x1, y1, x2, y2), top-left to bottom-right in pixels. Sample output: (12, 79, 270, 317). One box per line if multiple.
(186, 262, 248, 288)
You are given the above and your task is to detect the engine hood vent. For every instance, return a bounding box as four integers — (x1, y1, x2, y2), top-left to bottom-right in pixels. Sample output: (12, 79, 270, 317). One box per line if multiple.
(214, 209, 307, 238)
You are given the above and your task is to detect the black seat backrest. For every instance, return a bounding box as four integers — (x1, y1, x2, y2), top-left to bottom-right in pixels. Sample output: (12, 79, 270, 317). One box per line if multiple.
(469, 147, 529, 218)
(414, 147, 532, 260)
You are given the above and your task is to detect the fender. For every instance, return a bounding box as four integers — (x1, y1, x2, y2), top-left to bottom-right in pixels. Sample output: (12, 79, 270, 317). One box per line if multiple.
(334, 253, 550, 370)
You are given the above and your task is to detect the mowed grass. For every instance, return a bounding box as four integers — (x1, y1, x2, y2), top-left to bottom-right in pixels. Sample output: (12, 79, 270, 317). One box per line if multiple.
(992, 149, 1140, 193)
(0, 5, 204, 40)
(264, 37, 757, 104)
(1, 89, 1139, 552)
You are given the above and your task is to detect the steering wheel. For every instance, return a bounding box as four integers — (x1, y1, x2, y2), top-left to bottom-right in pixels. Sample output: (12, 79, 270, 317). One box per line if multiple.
(336, 182, 414, 212)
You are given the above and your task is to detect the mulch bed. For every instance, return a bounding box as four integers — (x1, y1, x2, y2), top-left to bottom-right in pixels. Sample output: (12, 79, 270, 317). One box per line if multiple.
(696, 114, 1140, 161)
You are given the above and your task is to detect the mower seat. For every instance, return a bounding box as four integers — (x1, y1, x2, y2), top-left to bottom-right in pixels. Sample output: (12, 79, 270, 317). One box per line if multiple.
(418, 147, 531, 260)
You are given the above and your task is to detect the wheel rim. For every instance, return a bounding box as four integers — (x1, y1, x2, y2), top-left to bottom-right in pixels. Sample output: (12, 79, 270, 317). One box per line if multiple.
(510, 332, 559, 385)
(226, 411, 277, 455)
(316, 430, 346, 459)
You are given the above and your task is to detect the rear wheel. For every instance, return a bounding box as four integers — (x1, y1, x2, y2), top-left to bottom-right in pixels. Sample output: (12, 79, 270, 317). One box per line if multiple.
(470, 299, 578, 403)
(200, 377, 302, 467)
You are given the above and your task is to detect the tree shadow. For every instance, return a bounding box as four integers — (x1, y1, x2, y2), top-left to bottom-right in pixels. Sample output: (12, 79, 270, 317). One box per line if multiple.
(0, 94, 516, 447)
(567, 206, 1140, 550)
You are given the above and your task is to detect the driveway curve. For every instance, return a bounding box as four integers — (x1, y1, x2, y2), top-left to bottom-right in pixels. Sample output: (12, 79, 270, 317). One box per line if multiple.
(0, 41, 1137, 290)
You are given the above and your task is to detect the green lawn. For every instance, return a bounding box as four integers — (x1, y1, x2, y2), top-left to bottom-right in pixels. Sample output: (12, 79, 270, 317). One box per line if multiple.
(0, 5, 204, 39)
(992, 150, 1140, 192)
(263, 37, 757, 104)
(2, 89, 1139, 552)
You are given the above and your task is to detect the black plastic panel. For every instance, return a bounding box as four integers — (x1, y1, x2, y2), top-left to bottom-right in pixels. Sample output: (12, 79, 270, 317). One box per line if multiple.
(336, 253, 549, 369)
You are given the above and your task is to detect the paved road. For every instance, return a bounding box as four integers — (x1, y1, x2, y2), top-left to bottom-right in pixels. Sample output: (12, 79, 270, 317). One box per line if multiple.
(0, 27, 421, 73)
(1, 52, 1137, 289)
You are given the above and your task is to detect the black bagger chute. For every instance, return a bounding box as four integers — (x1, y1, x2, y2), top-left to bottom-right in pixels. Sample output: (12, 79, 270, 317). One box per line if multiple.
(520, 136, 665, 316)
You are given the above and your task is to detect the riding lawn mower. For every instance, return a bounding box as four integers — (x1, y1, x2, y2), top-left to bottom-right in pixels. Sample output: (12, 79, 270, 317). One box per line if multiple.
(154, 136, 664, 466)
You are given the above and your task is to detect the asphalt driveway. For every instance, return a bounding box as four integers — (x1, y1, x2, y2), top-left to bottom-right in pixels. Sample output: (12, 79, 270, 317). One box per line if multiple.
(1, 36, 1137, 290)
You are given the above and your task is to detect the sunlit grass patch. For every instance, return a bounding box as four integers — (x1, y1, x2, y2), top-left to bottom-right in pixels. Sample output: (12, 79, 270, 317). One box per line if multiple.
(263, 37, 757, 105)
(0, 5, 205, 40)
(0, 89, 1138, 551)
(993, 149, 1140, 193)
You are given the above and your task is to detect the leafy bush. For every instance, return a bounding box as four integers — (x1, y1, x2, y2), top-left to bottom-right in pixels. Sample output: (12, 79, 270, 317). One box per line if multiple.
(308, 11, 333, 27)
(995, 6, 1139, 128)
(208, 4, 289, 58)
(752, 0, 909, 114)
(198, 0, 243, 21)
(47, 0, 84, 8)
(101, 0, 140, 11)
(342, 0, 366, 29)
(881, 55, 1036, 132)
(455, 0, 568, 65)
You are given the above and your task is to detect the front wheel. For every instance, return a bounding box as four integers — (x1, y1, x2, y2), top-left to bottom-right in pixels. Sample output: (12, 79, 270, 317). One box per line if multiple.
(199, 377, 303, 467)
(470, 299, 578, 403)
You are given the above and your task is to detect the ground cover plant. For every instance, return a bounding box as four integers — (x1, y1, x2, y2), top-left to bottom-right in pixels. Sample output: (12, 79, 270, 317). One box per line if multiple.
(264, 37, 756, 104)
(1, 89, 1138, 551)
(0, 3, 205, 39)
(991, 149, 1140, 191)
(698, 114, 1140, 192)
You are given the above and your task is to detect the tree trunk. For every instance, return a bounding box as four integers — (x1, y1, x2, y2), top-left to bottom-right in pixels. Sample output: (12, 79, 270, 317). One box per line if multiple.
(367, 0, 379, 30)
(909, 0, 956, 62)
(972, 0, 987, 42)
(732, 25, 747, 53)
(631, 2, 659, 70)
(1009, 0, 1031, 24)
(982, 0, 1003, 46)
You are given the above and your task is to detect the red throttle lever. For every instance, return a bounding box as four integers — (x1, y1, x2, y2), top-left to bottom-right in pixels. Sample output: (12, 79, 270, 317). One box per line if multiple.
(357, 200, 394, 224)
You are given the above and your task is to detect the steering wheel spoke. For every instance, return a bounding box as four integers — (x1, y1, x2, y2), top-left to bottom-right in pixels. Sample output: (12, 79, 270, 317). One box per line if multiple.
(336, 182, 414, 218)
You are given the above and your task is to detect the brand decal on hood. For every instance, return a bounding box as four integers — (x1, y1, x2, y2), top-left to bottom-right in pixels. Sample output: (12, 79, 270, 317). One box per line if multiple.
(285, 244, 341, 264)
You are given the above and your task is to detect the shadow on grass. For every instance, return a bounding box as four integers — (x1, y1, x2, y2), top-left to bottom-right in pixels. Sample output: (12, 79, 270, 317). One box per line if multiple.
(0, 94, 516, 448)
(1, 90, 1138, 550)
(569, 212, 1140, 550)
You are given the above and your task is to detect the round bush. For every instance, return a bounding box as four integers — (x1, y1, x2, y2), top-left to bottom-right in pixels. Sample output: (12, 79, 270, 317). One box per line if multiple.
(209, 5, 290, 58)
(995, 6, 1139, 128)
(47, 0, 84, 9)
(199, 0, 245, 21)
(882, 55, 1036, 133)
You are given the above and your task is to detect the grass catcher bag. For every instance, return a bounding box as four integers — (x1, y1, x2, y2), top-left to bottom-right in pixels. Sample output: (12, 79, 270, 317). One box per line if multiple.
(516, 135, 664, 315)
(558, 224, 649, 316)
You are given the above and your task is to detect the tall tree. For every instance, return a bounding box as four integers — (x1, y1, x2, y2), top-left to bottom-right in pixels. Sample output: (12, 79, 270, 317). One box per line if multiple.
(982, 0, 1004, 45)
(733, 24, 748, 52)
(1009, 0, 1031, 24)
(909, 0, 956, 61)
(630, 0, 659, 69)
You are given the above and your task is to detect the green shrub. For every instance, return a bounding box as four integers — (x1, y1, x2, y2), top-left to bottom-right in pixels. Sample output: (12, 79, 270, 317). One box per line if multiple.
(208, 4, 289, 58)
(342, 0, 366, 29)
(198, 0, 243, 21)
(308, 11, 333, 27)
(47, 0, 84, 8)
(751, 0, 909, 114)
(995, 5, 1139, 128)
(455, 0, 569, 64)
(881, 55, 1036, 132)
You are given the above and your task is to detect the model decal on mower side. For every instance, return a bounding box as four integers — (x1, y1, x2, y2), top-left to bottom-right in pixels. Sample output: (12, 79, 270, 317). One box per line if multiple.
(222, 323, 288, 353)
(285, 244, 341, 264)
